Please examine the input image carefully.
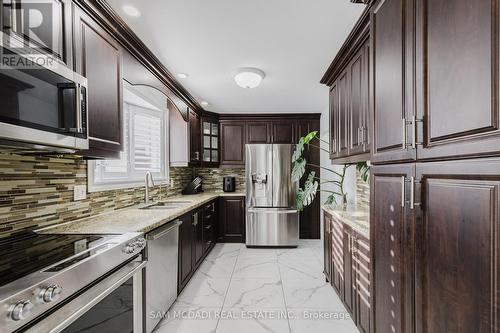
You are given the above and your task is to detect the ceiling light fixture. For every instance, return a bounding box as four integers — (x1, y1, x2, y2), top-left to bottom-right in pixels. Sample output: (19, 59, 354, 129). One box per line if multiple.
(201, 101, 209, 107)
(234, 68, 265, 89)
(177, 73, 189, 79)
(122, 5, 141, 17)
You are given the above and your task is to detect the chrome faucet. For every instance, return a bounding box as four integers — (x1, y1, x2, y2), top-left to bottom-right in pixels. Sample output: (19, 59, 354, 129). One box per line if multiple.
(145, 171, 155, 205)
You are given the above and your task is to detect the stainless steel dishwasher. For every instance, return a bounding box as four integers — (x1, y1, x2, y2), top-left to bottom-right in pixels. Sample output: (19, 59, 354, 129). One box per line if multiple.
(144, 219, 182, 333)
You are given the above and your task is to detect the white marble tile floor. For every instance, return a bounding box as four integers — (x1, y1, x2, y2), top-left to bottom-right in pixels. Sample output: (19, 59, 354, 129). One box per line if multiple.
(154, 240, 358, 333)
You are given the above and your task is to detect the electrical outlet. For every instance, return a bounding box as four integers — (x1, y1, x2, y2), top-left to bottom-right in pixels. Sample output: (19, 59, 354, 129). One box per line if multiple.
(73, 185, 87, 201)
(170, 179, 175, 188)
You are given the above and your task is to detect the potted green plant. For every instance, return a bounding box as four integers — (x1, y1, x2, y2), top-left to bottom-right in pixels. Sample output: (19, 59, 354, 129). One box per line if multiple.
(291, 131, 369, 211)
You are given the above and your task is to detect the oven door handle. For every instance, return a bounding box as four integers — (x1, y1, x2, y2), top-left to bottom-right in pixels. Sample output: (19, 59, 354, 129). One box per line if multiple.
(28, 259, 146, 333)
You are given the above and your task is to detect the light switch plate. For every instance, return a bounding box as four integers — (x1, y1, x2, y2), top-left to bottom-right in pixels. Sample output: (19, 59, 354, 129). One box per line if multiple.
(170, 179, 175, 188)
(74, 185, 87, 201)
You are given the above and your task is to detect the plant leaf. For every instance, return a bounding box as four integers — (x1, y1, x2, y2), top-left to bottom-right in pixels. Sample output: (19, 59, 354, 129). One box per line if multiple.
(296, 189, 305, 211)
(291, 158, 306, 182)
(303, 131, 318, 144)
(356, 161, 370, 182)
(301, 171, 318, 207)
(292, 137, 305, 162)
(324, 194, 337, 205)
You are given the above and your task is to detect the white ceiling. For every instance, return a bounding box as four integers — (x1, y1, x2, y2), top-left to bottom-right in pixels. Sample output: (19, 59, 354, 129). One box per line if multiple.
(106, 0, 365, 113)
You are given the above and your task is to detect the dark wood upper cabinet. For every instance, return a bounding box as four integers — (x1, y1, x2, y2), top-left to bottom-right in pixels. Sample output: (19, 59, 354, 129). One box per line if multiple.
(271, 120, 295, 144)
(349, 52, 364, 156)
(247, 122, 270, 144)
(415, 159, 500, 333)
(337, 70, 350, 158)
(330, 84, 339, 159)
(220, 121, 246, 167)
(189, 109, 202, 164)
(322, 9, 370, 164)
(201, 115, 219, 166)
(370, 0, 415, 164)
(370, 163, 415, 333)
(414, 0, 500, 161)
(2, 0, 73, 67)
(73, 6, 123, 158)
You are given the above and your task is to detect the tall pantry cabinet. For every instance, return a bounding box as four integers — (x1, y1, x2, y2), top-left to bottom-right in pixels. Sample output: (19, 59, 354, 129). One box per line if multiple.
(369, 0, 500, 332)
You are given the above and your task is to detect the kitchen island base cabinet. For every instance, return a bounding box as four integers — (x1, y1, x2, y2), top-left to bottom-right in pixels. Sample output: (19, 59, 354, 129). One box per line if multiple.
(218, 196, 245, 243)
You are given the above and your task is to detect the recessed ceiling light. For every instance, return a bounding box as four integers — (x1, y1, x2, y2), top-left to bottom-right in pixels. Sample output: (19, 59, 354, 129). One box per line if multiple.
(234, 68, 265, 89)
(177, 73, 189, 79)
(201, 101, 209, 107)
(122, 5, 141, 17)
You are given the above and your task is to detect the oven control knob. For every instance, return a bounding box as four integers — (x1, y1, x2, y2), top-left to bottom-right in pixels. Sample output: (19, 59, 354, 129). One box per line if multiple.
(133, 238, 146, 250)
(41, 285, 63, 303)
(123, 243, 135, 254)
(10, 300, 33, 321)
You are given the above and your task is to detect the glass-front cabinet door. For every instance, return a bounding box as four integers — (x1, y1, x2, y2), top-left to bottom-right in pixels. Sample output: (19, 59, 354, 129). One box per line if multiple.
(202, 117, 219, 164)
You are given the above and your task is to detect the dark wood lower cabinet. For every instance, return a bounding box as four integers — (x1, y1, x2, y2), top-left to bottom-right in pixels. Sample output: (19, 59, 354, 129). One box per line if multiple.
(343, 225, 356, 317)
(415, 159, 500, 333)
(371, 159, 500, 333)
(178, 200, 217, 293)
(178, 213, 194, 293)
(371, 164, 415, 333)
(354, 233, 371, 333)
(218, 196, 245, 243)
(324, 212, 333, 282)
(202, 201, 217, 251)
(324, 211, 371, 332)
(193, 208, 204, 266)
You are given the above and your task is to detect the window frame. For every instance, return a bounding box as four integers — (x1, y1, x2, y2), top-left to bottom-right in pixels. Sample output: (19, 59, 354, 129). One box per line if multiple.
(87, 85, 170, 193)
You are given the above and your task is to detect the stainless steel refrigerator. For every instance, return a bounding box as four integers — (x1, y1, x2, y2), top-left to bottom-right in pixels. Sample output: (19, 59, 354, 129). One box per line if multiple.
(245, 144, 299, 247)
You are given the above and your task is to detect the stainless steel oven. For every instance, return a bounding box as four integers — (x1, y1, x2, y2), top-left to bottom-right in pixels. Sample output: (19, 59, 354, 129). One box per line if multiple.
(0, 36, 88, 152)
(0, 232, 147, 333)
(26, 258, 146, 333)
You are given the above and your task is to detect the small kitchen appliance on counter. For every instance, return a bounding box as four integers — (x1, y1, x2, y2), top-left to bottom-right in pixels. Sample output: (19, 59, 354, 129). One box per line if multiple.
(223, 176, 236, 192)
(182, 176, 203, 194)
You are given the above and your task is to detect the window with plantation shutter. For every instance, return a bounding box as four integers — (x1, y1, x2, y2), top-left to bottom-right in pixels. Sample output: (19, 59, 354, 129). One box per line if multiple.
(89, 86, 169, 192)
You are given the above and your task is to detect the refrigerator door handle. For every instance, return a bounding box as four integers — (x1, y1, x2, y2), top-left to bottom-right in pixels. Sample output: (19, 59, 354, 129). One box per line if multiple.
(247, 208, 298, 214)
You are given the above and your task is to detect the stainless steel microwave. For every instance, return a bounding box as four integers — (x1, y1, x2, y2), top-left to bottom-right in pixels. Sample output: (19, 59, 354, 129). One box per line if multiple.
(0, 45, 88, 153)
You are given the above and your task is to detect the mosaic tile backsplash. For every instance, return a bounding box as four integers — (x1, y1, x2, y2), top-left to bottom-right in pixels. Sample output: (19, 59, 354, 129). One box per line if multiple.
(194, 167, 246, 193)
(356, 169, 370, 208)
(0, 152, 193, 238)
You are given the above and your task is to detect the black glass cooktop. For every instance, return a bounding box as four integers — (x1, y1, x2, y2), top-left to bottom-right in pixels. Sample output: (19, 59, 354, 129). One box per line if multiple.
(0, 232, 104, 287)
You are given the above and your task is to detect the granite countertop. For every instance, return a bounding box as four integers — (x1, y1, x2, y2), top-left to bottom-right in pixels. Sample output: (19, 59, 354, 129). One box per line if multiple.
(322, 203, 370, 239)
(39, 192, 245, 235)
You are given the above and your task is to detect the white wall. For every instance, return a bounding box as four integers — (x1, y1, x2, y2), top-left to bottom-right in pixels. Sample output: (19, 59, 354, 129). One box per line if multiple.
(318, 106, 357, 240)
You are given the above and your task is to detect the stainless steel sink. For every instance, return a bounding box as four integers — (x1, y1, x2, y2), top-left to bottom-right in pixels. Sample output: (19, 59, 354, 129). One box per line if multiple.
(139, 201, 191, 210)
